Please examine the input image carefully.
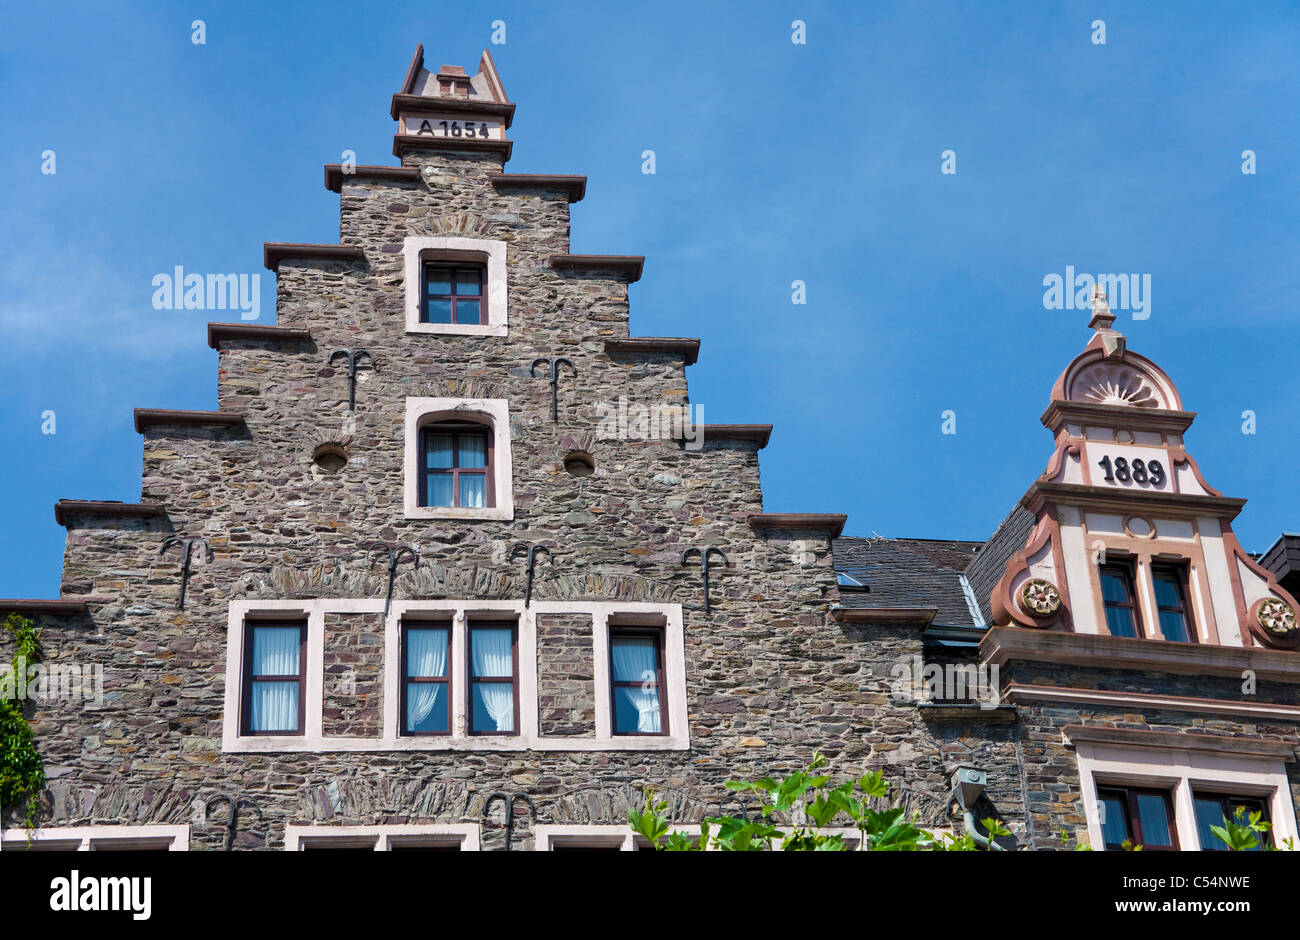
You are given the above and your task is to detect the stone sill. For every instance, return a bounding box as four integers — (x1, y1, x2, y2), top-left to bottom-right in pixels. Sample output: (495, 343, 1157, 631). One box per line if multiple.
(404, 506, 514, 522)
(405, 323, 508, 338)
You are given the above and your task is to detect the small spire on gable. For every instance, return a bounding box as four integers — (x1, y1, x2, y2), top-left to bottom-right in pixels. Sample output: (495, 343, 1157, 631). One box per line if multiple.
(1088, 283, 1115, 330)
(1087, 283, 1125, 359)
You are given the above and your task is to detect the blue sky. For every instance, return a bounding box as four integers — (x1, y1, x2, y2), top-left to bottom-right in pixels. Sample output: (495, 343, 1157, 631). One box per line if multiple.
(1, 0, 1298, 597)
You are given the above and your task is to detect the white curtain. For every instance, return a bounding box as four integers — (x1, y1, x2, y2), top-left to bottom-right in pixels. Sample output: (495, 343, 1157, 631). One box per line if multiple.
(612, 638, 661, 733)
(250, 626, 301, 732)
(472, 628, 514, 732)
(250, 682, 298, 732)
(406, 628, 448, 729)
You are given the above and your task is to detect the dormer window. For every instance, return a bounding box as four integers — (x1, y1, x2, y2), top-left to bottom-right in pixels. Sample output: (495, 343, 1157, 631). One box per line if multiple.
(422, 263, 484, 326)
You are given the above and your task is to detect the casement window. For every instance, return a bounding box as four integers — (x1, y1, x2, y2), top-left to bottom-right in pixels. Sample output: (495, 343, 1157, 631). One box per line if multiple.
(402, 623, 451, 735)
(609, 628, 667, 736)
(1193, 793, 1270, 851)
(420, 423, 493, 508)
(285, 825, 479, 852)
(223, 599, 689, 752)
(1150, 564, 1194, 643)
(1076, 735, 1300, 852)
(422, 262, 484, 325)
(1097, 786, 1178, 851)
(242, 621, 307, 735)
(1098, 563, 1140, 639)
(468, 622, 518, 735)
(403, 237, 507, 337)
(405, 399, 514, 521)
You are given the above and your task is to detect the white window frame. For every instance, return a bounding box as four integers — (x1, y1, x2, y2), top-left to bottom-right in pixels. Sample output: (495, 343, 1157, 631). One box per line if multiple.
(0, 825, 189, 851)
(405, 397, 514, 521)
(284, 824, 478, 851)
(404, 236, 508, 337)
(535, 824, 704, 851)
(1077, 741, 1300, 850)
(222, 599, 689, 753)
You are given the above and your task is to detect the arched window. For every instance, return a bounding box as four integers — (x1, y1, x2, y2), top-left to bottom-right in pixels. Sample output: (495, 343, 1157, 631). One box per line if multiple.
(420, 420, 494, 508)
(404, 398, 514, 521)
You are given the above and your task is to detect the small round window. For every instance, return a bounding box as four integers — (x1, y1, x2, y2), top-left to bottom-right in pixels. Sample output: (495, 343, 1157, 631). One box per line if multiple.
(564, 451, 595, 477)
(312, 443, 348, 473)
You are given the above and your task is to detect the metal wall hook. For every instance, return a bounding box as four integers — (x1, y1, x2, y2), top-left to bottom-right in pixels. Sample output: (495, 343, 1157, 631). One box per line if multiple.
(681, 546, 729, 614)
(367, 541, 419, 615)
(205, 793, 263, 851)
(159, 536, 214, 609)
(508, 542, 553, 608)
(483, 791, 538, 851)
(530, 356, 577, 422)
(328, 349, 376, 411)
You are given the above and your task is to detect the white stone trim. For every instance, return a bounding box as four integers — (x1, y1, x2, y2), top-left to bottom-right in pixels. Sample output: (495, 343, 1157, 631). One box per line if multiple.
(1076, 741, 1300, 850)
(222, 598, 689, 753)
(403, 236, 507, 337)
(0, 825, 189, 851)
(284, 823, 479, 851)
(404, 397, 514, 521)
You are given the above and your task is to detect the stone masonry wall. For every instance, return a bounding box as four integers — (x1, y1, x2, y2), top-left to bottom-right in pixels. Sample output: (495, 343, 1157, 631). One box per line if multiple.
(535, 613, 595, 737)
(322, 612, 384, 738)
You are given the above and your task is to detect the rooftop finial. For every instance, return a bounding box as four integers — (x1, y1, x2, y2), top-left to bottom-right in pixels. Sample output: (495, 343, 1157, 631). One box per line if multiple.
(1089, 282, 1116, 331)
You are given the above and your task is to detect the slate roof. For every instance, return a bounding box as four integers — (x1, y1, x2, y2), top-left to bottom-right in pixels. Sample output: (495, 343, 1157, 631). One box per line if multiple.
(962, 504, 1037, 625)
(833, 536, 985, 626)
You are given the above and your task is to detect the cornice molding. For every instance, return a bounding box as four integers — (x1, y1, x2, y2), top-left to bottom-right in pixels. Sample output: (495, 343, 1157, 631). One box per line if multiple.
(982, 625, 1300, 683)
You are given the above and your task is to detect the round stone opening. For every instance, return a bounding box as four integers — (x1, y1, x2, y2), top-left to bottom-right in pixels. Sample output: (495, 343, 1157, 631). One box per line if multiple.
(312, 444, 348, 473)
(564, 451, 595, 477)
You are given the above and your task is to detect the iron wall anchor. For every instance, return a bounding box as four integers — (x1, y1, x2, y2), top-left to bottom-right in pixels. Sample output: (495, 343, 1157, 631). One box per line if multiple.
(483, 791, 538, 851)
(368, 542, 419, 615)
(205, 793, 263, 851)
(509, 542, 553, 608)
(328, 348, 376, 411)
(682, 546, 729, 614)
(159, 536, 213, 609)
(530, 356, 576, 422)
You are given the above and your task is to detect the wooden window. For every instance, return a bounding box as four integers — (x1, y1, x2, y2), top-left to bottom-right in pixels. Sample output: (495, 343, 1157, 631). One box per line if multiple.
(609, 628, 668, 736)
(422, 263, 484, 325)
(420, 423, 493, 508)
(1099, 562, 1140, 638)
(468, 622, 518, 735)
(241, 621, 307, 735)
(401, 623, 451, 735)
(1151, 564, 1195, 643)
(1097, 786, 1178, 851)
(1193, 793, 1270, 851)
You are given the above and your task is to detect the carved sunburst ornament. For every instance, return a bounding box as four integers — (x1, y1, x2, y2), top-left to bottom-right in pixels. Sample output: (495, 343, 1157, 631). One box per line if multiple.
(1256, 598, 1297, 636)
(1077, 365, 1161, 408)
(1020, 578, 1061, 617)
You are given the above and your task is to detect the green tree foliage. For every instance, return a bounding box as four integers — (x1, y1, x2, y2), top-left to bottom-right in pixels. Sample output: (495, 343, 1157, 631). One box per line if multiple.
(630, 751, 1007, 851)
(0, 613, 45, 825)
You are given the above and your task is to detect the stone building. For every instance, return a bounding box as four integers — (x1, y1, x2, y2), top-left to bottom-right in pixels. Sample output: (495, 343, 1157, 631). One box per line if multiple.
(2, 46, 1299, 852)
